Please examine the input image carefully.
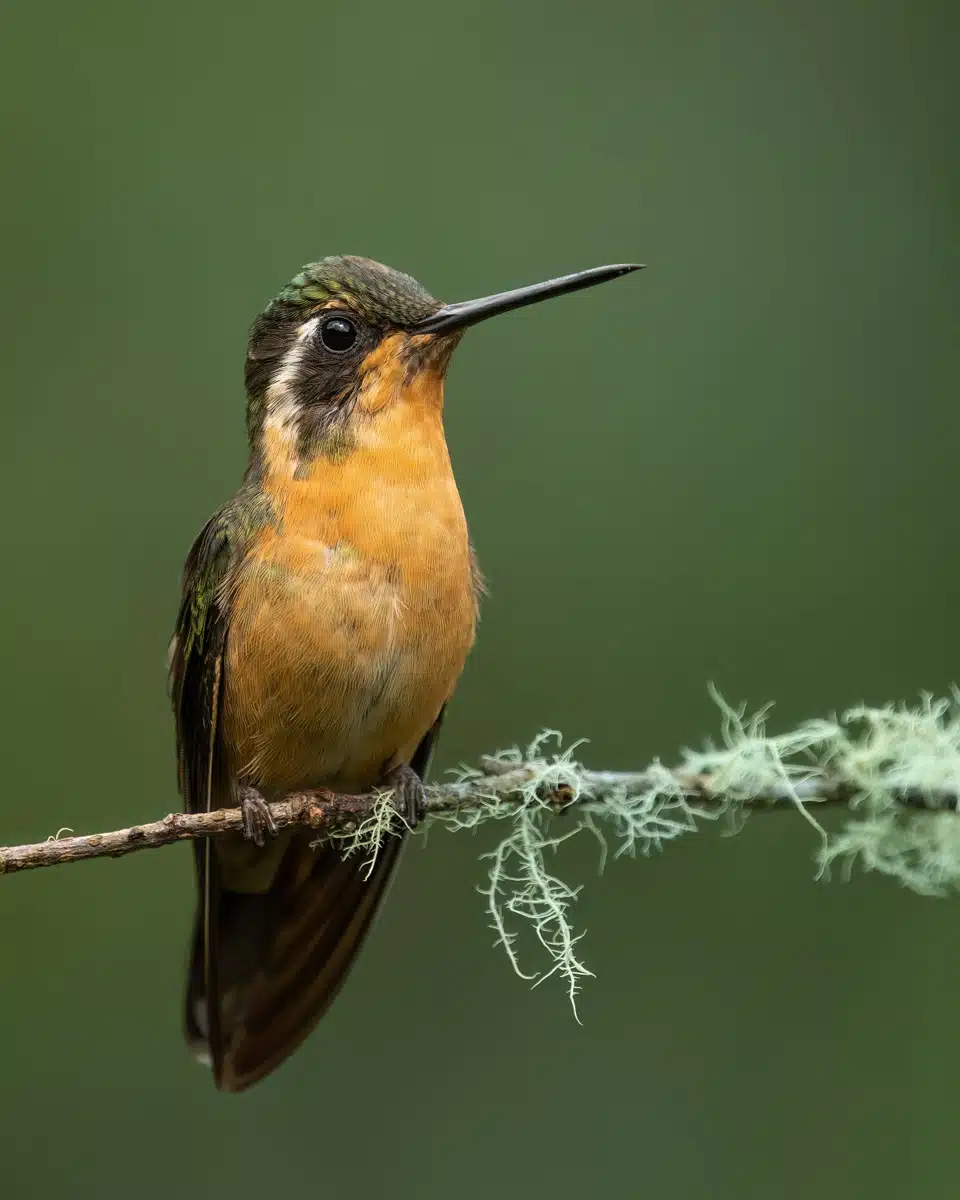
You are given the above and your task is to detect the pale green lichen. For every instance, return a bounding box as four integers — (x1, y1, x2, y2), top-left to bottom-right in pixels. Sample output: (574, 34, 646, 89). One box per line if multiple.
(816, 693, 960, 893)
(322, 788, 408, 880)
(683, 685, 834, 842)
(583, 762, 710, 864)
(321, 693, 960, 1016)
(440, 730, 717, 1016)
(439, 732, 595, 1013)
(433, 692, 960, 1015)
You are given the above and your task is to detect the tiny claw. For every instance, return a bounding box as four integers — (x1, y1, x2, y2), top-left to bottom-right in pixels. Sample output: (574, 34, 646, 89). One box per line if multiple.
(238, 786, 279, 847)
(380, 764, 427, 829)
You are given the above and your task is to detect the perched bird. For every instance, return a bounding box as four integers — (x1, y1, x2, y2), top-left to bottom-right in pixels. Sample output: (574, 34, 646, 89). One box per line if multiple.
(170, 255, 641, 1091)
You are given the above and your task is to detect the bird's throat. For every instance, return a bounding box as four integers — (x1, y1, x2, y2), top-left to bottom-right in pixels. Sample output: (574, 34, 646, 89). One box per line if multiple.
(256, 364, 464, 567)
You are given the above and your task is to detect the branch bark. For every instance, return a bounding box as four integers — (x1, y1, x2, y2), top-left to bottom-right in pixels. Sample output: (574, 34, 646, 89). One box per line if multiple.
(1, 761, 954, 876)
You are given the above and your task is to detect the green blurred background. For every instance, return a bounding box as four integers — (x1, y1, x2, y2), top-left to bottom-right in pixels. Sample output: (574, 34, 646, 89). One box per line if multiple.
(2, 1, 957, 1196)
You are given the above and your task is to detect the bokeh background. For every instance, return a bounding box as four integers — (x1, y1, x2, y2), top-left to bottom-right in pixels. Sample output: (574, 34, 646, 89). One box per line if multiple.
(2, 1, 958, 1196)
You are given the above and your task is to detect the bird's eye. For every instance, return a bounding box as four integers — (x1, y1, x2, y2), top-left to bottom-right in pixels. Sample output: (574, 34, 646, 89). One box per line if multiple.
(319, 315, 358, 353)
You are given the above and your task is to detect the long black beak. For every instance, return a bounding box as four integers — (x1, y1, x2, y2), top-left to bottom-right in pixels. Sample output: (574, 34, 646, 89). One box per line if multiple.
(409, 263, 644, 335)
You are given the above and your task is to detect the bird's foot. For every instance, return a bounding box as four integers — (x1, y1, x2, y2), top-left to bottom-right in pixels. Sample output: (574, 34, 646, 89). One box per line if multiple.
(379, 764, 427, 829)
(238, 785, 279, 847)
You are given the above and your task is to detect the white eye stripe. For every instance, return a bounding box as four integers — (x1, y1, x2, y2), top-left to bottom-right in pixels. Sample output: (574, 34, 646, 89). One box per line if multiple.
(265, 324, 314, 438)
(295, 316, 320, 340)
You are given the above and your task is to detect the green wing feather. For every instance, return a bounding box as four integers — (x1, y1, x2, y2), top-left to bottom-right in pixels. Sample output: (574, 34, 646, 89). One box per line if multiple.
(171, 510, 236, 816)
(169, 495, 263, 1069)
(169, 492, 270, 813)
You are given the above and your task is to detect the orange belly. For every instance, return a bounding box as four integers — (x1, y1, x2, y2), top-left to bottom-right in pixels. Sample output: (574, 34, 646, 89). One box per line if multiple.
(221, 380, 477, 795)
(222, 538, 475, 793)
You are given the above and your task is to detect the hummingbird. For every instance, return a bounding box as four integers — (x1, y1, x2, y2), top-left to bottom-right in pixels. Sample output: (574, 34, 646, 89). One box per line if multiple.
(170, 255, 641, 1091)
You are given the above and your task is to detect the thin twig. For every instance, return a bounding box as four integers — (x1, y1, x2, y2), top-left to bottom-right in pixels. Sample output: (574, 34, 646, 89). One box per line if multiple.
(0, 764, 954, 876)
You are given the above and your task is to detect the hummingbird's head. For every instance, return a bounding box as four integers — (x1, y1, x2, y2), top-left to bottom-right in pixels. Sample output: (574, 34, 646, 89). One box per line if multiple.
(244, 255, 642, 467)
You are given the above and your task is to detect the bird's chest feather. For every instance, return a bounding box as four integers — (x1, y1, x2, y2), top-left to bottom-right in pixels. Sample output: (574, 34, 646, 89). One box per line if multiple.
(222, 403, 477, 792)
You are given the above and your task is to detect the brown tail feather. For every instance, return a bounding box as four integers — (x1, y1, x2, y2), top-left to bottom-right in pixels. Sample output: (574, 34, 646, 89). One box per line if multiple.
(186, 832, 405, 1093)
(185, 713, 446, 1091)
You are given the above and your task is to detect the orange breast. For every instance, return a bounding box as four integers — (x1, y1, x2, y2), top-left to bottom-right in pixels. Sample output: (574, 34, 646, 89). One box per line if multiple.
(221, 372, 477, 795)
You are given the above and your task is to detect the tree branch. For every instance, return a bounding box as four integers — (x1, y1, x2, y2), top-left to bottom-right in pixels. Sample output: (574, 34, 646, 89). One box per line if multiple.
(9, 696, 960, 1010)
(0, 758, 955, 877)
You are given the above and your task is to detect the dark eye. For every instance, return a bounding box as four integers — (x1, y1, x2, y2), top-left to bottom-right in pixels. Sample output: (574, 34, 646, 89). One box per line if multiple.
(319, 315, 358, 353)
